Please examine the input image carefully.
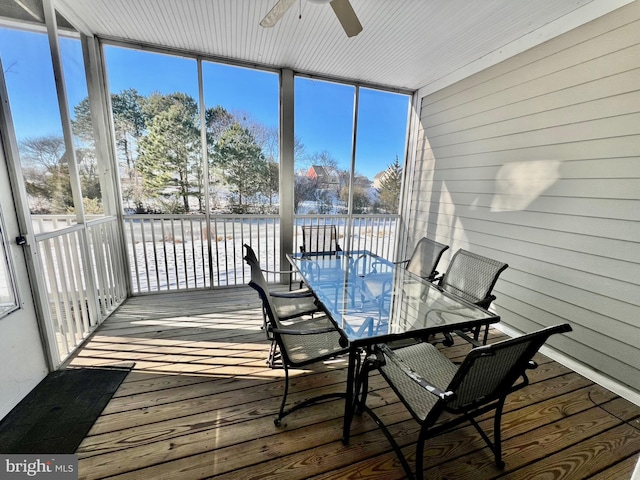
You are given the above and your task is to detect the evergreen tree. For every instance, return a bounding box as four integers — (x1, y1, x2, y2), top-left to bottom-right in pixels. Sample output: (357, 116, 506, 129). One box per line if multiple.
(212, 122, 267, 210)
(110, 89, 147, 208)
(377, 156, 403, 213)
(137, 94, 200, 213)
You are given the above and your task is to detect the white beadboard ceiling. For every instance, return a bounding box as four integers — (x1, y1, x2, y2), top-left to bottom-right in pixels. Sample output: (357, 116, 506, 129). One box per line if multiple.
(53, 0, 631, 93)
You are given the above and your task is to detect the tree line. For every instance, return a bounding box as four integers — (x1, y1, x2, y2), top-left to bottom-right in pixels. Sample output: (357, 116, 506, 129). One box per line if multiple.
(19, 88, 403, 215)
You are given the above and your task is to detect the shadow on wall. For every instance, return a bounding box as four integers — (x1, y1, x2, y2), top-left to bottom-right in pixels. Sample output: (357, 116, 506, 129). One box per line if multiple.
(489, 160, 561, 212)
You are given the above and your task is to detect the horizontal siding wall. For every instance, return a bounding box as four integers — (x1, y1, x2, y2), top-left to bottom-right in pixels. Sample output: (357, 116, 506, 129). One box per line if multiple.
(409, 2, 640, 394)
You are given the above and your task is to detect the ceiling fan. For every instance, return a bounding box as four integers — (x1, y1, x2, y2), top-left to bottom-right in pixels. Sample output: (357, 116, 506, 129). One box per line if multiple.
(260, 0, 363, 38)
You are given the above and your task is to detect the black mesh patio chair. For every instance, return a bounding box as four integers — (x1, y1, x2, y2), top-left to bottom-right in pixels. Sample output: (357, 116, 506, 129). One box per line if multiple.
(245, 246, 350, 425)
(357, 324, 572, 480)
(244, 244, 322, 367)
(399, 237, 450, 281)
(300, 224, 342, 256)
(362, 237, 450, 313)
(436, 249, 508, 345)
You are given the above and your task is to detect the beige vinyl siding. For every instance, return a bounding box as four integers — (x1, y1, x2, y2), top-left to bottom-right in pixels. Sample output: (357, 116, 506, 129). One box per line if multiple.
(409, 2, 640, 393)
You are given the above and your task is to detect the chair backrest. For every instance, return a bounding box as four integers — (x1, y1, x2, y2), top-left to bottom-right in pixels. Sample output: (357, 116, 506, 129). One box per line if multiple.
(244, 242, 259, 265)
(245, 243, 346, 367)
(405, 237, 449, 280)
(439, 249, 508, 308)
(244, 243, 271, 299)
(446, 324, 572, 411)
(300, 225, 342, 256)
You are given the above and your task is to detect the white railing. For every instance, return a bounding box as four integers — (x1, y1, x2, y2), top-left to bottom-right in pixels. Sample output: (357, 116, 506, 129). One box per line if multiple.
(33, 215, 126, 365)
(31, 214, 104, 234)
(123, 214, 281, 293)
(124, 213, 399, 294)
(87, 217, 128, 316)
(294, 214, 399, 260)
(27, 212, 398, 364)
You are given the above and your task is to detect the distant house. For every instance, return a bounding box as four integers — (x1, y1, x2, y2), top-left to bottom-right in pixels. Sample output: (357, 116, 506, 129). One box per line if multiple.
(306, 165, 339, 187)
(373, 167, 402, 189)
(373, 171, 386, 189)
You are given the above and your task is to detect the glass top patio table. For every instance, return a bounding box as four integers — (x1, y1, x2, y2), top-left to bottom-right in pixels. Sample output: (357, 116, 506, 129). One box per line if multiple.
(288, 249, 501, 445)
(287, 250, 500, 344)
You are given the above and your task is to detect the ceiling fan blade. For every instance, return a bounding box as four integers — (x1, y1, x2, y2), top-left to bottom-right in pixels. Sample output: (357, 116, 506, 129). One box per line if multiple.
(329, 0, 363, 37)
(260, 0, 297, 28)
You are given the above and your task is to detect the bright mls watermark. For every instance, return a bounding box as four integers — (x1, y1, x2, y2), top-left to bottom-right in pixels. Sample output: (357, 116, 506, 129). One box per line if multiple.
(1, 455, 77, 479)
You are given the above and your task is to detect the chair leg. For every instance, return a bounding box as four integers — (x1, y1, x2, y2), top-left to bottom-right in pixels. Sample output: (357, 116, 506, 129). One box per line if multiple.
(354, 352, 374, 413)
(414, 427, 428, 480)
(361, 403, 415, 479)
(482, 324, 490, 345)
(492, 398, 506, 469)
(275, 366, 290, 426)
(466, 399, 507, 470)
(274, 364, 346, 426)
(267, 340, 281, 368)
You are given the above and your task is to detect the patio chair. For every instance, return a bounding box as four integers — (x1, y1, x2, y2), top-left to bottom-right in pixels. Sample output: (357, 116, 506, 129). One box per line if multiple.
(244, 244, 322, 366)
(357, 323, 572, 480)
(436, 249, 508, 345)
(246, 249, 349, 425)
(300, 224, 342, 257)
(361, 237, 450, 311)
(399, 237, 450, 281)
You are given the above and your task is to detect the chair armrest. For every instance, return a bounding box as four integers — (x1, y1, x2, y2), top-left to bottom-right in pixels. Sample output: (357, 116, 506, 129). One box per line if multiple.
(450, 329, 483, 348)
(475, 294, 496, 310)
(270, 291, 315, 299)
(426, 270, 440, 282)
(262, 268, 296, 275)
(378, 345, 454, 400)
(272, 326, 340, 336)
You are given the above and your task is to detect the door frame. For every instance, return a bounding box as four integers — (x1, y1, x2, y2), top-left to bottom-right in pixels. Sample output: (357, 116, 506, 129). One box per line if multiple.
(0, 56, 58, 370)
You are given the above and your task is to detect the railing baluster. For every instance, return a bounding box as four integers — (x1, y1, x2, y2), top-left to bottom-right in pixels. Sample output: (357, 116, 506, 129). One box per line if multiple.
(168, 218, 176, 289)
(126, 219, 140, 294)
(189, 218, 197, 288)
(52, 236, 78, 349)
(149, 218, 159, 292)
(201, 218, 208, 288)
(41, 239, 70, 357)
(66, 231, 90, 337)
(99, 223, 110, 313)
(140, 219, 151, 293)
(221, 218, 228, 286)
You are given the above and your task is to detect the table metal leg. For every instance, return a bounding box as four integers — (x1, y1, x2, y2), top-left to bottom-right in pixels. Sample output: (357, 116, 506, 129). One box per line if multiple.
(342, 344, 358, 445)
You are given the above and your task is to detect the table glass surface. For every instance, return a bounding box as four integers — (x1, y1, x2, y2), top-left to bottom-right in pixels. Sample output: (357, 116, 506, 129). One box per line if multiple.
(288, 250, 498, 343)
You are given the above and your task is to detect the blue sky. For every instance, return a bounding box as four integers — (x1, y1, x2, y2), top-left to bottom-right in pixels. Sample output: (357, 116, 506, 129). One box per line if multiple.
(0, 28, 408, 180)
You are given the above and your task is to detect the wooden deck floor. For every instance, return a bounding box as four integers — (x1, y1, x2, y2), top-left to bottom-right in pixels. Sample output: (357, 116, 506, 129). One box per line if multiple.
(68, 288, 640, 479)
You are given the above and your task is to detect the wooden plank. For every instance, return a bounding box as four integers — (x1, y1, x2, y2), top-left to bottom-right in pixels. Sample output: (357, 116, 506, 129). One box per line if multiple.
(506, 424, 640, 479)
(589, 453, 640, 479)
(421, 408, 635, 478)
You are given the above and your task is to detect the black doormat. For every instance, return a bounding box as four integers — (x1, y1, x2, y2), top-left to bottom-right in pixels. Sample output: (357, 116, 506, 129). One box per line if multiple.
(0, 364, 133, 454)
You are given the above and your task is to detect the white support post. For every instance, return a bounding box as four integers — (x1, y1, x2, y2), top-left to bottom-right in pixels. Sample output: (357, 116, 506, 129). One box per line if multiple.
(395, 90, 420, 261)
(345, 86, 359, 252)
(80, 33, 131, 302)
(279, 69, 295, 284)
(197, 59, 214, 289)
(80, 34, 118, 216)
(43, 0, 100, 324)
